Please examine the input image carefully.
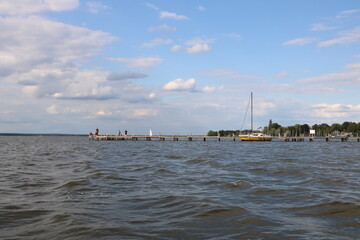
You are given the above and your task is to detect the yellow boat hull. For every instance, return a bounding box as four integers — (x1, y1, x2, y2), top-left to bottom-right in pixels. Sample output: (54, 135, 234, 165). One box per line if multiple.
(240, 136, 272, 141)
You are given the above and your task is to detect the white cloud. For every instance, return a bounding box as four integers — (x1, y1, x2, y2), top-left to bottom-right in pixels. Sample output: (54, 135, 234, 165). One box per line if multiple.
(187, 43, 211, 54)
(336, 9, 360, 18)
(276, 71, 290, 78)
(46, 104, 58, 114)
(0, 15, 116, 75)
(141, 38, 172, 48)
(198, 6, 205, 11)
(148, 24, 176, 32)
(160, 11, 190, 20)
(0, 0, 79, 15)
(163, 78, 196, 91)
(311, 23, 336, 31)
(171, 38, 213, 54)
(86, 1, 110, 14)
(186, 38, 214, 45)
(317, 26, 360, 47)
(194, 103, 225, 109)
(132, 109, 159, 117)
(0, 15, 118, 102)
(226, 33, 242, 40)
(299, 68, 360, 86)
(311, 104, 360, 119)
(106, 72, 148, 81)
(108, 57, 162, 70)
(171, 45, 183, 52)
(202, 86, 216, 93)
(345, 63, 360, 70)
(148, 93, 156, 99)
(283, 37, 318, 46)
(145, 2, 159, 11)
(96, 111, 113, 117)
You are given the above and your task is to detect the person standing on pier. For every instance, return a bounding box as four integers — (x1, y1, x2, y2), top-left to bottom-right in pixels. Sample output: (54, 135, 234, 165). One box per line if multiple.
(95, 128, 99, 136)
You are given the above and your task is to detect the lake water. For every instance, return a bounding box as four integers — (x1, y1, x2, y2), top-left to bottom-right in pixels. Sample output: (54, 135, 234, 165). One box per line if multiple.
(0, 136, 359, 239)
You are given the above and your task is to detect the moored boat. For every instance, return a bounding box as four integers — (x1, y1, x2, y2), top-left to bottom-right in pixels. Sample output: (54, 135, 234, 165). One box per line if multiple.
(239, 132, 272, 141)
(239, 92, 272, 141)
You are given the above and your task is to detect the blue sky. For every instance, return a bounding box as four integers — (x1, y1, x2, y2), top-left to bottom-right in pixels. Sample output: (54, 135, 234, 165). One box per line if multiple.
(0, 0, 360, 134)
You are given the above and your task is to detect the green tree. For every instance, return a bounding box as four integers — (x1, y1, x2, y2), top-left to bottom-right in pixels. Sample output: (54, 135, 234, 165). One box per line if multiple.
(319, 123, 331, 137)
(330, 123, 342, 133)
(348, 122, 358, 135)
(342, 121, 350, 132)
(300, 124, 310, 136)
(207, 130, 218, 136)
(268, 119, 273, 130)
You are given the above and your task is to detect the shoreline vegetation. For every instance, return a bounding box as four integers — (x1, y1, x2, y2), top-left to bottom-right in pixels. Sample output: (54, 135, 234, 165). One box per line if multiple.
(208, 120, 360, 137)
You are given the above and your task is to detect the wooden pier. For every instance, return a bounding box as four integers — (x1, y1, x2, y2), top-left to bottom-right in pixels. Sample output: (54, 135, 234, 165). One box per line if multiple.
(90, 135, 360, 142)
(90, 135, 238, 141)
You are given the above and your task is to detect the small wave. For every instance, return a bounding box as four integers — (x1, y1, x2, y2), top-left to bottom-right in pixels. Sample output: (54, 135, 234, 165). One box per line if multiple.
(155, 168, 175, 174)
(186, 158, 220, 167)
(289, 201, 360, 218)
(220, 181, 252, 189)
(250, 187, 285, 196)
(55, 179, 89, 190)
(165, 155, 185, 160)
(195, 206, 248, 218)
(0, 209, 52, 225)
(49, 213, 71, 223)
(2, 205, 23, 210)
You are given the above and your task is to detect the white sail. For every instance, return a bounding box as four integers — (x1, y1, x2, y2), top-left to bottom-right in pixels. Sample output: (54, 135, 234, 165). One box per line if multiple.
(149, 129, 153, 136)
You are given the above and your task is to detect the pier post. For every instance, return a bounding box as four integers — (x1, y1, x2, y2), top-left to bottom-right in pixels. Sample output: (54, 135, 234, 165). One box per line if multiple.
(146, 137, 152, 141)
(203, 137, 206, 141)
(326, 137, 330, 142)
(188, 137, 192, 141)
(218, 138, 221, 141)
(309, 138, 314, 142)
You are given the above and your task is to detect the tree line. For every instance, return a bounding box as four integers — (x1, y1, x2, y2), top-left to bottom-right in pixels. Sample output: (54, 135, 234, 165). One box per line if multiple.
(207, 120, 360, 137)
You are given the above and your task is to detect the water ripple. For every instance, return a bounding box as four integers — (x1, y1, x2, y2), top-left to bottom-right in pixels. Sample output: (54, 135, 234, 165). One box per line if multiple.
(0, 136, 359, 239)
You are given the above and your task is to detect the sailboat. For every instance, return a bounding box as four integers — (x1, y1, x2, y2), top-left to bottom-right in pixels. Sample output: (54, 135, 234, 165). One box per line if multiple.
(239, 92, 272, 141)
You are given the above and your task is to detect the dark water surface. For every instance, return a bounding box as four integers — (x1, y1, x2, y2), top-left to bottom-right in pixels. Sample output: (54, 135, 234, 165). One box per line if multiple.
(0, 136, 359, 239)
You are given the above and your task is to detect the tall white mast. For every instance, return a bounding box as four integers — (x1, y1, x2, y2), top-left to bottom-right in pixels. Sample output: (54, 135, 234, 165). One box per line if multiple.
(251, 92, 253, 132)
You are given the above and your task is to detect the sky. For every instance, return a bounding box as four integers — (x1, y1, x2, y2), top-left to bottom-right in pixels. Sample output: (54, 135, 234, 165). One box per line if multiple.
(0, 0, 360, 135)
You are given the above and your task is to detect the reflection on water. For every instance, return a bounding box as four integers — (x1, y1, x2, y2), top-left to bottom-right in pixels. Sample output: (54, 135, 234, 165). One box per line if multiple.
(0, 136, 359, 239)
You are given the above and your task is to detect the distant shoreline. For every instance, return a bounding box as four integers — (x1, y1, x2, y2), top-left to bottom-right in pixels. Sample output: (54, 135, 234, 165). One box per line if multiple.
(0, 133, 87, 136)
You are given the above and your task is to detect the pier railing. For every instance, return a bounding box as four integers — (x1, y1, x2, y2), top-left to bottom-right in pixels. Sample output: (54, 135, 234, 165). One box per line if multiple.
(89, 135, 360, 142)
